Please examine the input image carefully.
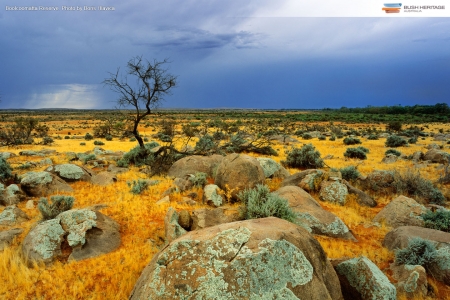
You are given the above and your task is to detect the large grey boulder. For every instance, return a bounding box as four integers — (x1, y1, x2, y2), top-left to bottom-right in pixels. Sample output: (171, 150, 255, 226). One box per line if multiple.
(280, 169, 322, 188)
(335, 256, 396, 300)
(382, 154, 398, 164)
(130, 217, 343, 300)
(0, 205, 30, 226)
(214, 153, 265, 199)
(202, 184, 223, 207)
(0, 184, 27, 206)
(45, 164, 93, 182)
(423, 149, 450, 164)
(256, 157, 290, 179)
(391, 264, 428, 299)
(373, 196, 426, 228)
(274, 186, 356, 241)
(0, 228, 23, 251)
(168, 155, 223, 178)
(190, 207, 243, 231)
(319, 179, 348, 206)
(20, 171, 73, 197)
(383, 226, 450, 251)
(164, 207, 187, 243)
(91, 172, 117, 186)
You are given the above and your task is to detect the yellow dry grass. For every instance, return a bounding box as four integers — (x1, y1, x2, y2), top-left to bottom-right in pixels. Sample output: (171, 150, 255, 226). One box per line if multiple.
(1, 116, 450, 299)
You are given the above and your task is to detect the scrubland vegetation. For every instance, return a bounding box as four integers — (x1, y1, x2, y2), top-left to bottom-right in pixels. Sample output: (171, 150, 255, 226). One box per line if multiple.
(1, 107, 450, 299)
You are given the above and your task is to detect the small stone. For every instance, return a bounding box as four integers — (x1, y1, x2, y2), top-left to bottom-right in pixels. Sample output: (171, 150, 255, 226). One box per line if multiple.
(26, 200, 35, 209)
(156, 196, 170, 205)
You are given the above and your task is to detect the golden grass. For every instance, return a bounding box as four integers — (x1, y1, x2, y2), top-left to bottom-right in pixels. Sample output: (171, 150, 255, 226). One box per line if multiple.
(1, 117, 450, 299)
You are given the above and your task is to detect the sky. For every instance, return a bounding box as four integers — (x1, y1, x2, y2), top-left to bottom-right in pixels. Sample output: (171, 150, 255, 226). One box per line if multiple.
(1, 0, 450, 109)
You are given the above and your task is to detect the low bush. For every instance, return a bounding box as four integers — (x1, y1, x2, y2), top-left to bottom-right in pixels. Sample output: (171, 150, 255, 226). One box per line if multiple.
(408, 137, 418, 144)
(65, 136, 71, 139)
(301, 133, 312, 140)
(329, 136, 336, 141)
(238, 184, 297, 222)
(0, 157, 12, 181)
(80, 142, 86, 146)
(343, 137, 362, 145)
(367, 134, 379, 140)
(82, 154, 97, 164)
(94, 140, 105, 146)
(340, 166, 360, 181)
(386, 135, 407, 147)
(127, 179, 151, 195)
(385, 149, 401, 157)
(395, 237, 437, 269)
(42, 136, 54, 145)
(38, 195, 75, 220)
(84, 133, 93, 141)
(422, 210, 450, 232)
(283, 144, 324, 168)
(105, 134, 113, 141)
(189, 172, 208, 187)
(318, 135, 326, 141)
(392, 169, 445, 205)
(117, 143, 158, 167)
(344, 147, 367, 160)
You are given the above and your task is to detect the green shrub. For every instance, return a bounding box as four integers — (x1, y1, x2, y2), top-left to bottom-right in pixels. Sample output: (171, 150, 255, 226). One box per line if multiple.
(82, 154, 96, 164)
(408, 137, 418, 144)
(238, 184, 297, 222)
(84, 133, 93, 141)
(337, 134, 344, 139)
(105, 134, 113, 141)
(80, 142, 86, 146)
(42, 136, 54, 145)
(386, 135, 407, 147)
(392, 170, 445, 204)
(117, 143, 157, 167)
(385, 149, 401, 157)
(422, 210, 450, 232)
(38, 195, 75, 220)
(302, 133, 312, 140)
(387, 121, 403, 132)
(195, 134, 215, 153)
(189, 172, 208, 187)
(367, 134, 379, 140)
(340, 166, 360, 181)
(143, 137, 149, 142)
(129, 137, 137, 142)
(283, 144, 324, 168)
(94, 140, 105, 146)
(395, 237, 437, 268)
(329, 136, 336, 141)
(127, 179, 150, 194)
(0, 157, 12, 181)
(318, 135, 326, 141)
(343, 137, 362, 145)
(344, 147, 367, 160)
(65, 136, 71, 139)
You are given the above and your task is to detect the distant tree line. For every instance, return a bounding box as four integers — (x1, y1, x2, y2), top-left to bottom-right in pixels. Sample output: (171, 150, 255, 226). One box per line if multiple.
(335, 103, 450, 115)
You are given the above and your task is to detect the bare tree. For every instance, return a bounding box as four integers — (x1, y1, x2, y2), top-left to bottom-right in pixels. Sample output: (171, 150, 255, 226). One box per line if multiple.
(103, 56, 177, 149)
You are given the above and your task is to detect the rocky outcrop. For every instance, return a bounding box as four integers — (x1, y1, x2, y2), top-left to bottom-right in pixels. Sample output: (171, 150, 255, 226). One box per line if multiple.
(130, 217, 343, 299)
(190, 207, 242, 231)
(335, 256, 396, 300)
(256, 157, 290, 179)
(423, 149, 450, 164)
(164, 208, 187, 243)
(382, 154, 398, 164)
(274, 186, 356, 241)
(383, 226, 450, 251)
(214, 153, 265, 199)
(203, 184, 223, 207)
(0, 205, 29, 226)
(342, 180, 377, 207)
(391, 264, 428, 299)
(0, 228, 23, 251)
(373, 196, 426, 228)
(319, 179, 348, 206)
(0, 184, 27, 206)
(167, 155, 223, 178)
(20, 171, 73, 197)
(91, 172, 117, 186)
(280, 169, 322, 188)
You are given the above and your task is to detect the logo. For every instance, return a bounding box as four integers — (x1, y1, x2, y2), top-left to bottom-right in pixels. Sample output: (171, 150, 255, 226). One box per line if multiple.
(382, 3, 402, 13)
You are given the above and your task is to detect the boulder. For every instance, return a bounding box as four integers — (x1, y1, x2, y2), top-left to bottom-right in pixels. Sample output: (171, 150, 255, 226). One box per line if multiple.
(107, 164, 129, 174)
(274, 186, 356, 241)
(214, 153, 265, 199)
(203, 184, 223, 207)
(342, 180, 377, 207)
(280, 169, 322, 188)
(167, 155, 223, 178)
(22, 209, 120, 264)
(129, 217, 343, 300)
(319, 180, 348, 206)
(173, 177, 193, 192)
(190, 207, 242, 231)
(412, 151, 424, 161)
(427, 143, 441, 150)
(256, 157, 290, 179)
(383, 226, 450, 251)
(177, 210, 192, 230)
(299, 170, 326, 192)
(391, 264, 428, 299)
(0, 205, 29, 226)
(382, 154, 398, 164)
(164, 207, 187, 243)
(423, 149, 450, 164)
(0, 184, 27, 206)
(361, 170, 395, 192)
(373, 196, 426, 228)
(0, 152, 15, 159)
(0, 228, 23, 251)
(91, 172, 117, 186)
(20, 171, 73, 197)
(335, 256, 396, 300)
(45, 164, 93, 182)
(427, 247, 450, 285)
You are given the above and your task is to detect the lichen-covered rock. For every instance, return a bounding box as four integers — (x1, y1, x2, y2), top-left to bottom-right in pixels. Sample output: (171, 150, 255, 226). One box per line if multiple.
(22, 219, 66, 265)
(173, 177, 193, 192)
(178, 210, 192, 230)
(20, 171, 73, 197)
(203, 184, 223, 207)
(168, 155, 223, 178)
(91, 172, 117, 186)
(0, 228, 23, 251)
(46, 164, 92, 182)
(363, 170, 395, 192)
(373, 196, 426, 228)
(383, 226, 450, 251)
(274, 186, 356, 241)
(335, 256, 396, 300)
(382, 154, 398, 164)
(391, 264, 428, 299)
(0, 152, 15, 159)
(342, 180, 377, 207)
(256, 157, 290, 179)
(319, 180, 348, 205)
(0, 205, 30, 226)
(280, 169, 321, 188)
(214, 153, 265, 199)
(423, 149, 450, 164)
(57, 209, 97, 247)
(164, 207, 187, 243)
(191, 207, 243, 231)
(299, 170, 326, 192)
(130, 217, 343, 300)
(0, 184, 26, 206)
